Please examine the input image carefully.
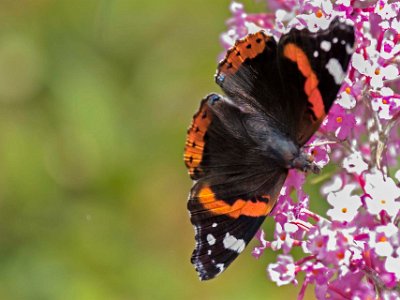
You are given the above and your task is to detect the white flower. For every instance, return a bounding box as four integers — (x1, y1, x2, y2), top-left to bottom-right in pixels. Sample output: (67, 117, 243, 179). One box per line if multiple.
(310, 0, 333, 14)
(245, 22, 265, 34)
(369, 223, 398, 257)
(364, 170, 400, 217)
(380, 87, 394, 97)
(294, 14, 331, 33)
(395, 169, 400, 183)
(342, 151, 368, 175)
(365, 197, 399, 217)
(380, 39, 400, 60)
(351, 52, 399, 89)
(221, 29, 238, 48)
(276, 9, 295, 23)
(374, 1, 399, 20)
(371, 88, 394, 120)
(370, 65, 398, 89)
(231, 1, 242, 10)
(376, 242, 394, 257)
(392, 18, 400, 33)
(326, 184, 362, 222)
(377, 223, 398, 237)
(385, 248, 400, 280)
(321, 175, 343, 195)
(337, 90, 356, 109)
(336, 0, 350, 6)
(268, 255, 296, 286)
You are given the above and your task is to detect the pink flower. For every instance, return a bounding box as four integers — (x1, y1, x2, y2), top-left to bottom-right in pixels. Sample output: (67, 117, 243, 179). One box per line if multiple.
(302, 261, 333, 285)
(305, 137, 331, 168)
(271, 222, 299, 253)
(252, 229, 270, 259)
(219, 0, 400, 297)
(306, 224, 330, 260)
(322, 104, 356, 140)
(266, 0, 298, 12)
(324, 271, 373, 299)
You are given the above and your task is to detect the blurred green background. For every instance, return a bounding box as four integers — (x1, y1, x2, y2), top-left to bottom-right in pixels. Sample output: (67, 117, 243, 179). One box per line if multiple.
(0, 0, 328, 299)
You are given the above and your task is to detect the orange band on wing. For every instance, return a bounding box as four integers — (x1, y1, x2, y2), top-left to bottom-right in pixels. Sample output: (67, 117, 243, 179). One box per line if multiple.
(283, 43, 325, 120)
(219, 32, 270, 75)
(184, 101, 212, 178)
(197, 186, 272, 218)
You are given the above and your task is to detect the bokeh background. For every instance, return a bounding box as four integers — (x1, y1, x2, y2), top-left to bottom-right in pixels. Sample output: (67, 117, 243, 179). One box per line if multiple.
(0, 1, 330, 299)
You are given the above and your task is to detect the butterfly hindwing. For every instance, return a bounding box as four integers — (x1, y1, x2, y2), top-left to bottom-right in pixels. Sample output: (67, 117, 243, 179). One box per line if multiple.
(188, 175, 287, 280)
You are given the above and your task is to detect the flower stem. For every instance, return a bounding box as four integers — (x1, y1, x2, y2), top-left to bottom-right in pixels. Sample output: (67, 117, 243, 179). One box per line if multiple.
(289, 219, 313, 231)
(297, 278, 309, 300)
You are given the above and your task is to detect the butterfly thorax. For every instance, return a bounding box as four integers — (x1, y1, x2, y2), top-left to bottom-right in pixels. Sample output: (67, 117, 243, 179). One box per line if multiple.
(242, 114, 320, 174)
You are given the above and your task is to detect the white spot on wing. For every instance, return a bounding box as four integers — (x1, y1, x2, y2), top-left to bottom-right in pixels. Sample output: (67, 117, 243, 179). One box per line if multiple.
(207, 234, 216, 245)
(212, 223, 217, 228)
(341, 40, 346, 45)
(192, 255, 205, 279)
(344, 19, 354, 26)
(326, 58, 345, 85)
(216, 263, 225, 273)
(346, 44, 354, 55)
(313, 51, 319, 58)
(223, 233, 246, 253)
(207, 250, 211, 255)
(321, 41, 332, 52)
(333, 37, 338, 44)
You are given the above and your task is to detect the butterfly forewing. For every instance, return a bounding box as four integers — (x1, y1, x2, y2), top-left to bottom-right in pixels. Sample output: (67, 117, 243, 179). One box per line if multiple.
(278, 18, 355, 145)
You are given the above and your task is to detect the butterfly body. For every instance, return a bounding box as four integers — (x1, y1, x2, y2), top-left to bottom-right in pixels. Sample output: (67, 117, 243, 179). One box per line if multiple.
(184, 18, 355, 280)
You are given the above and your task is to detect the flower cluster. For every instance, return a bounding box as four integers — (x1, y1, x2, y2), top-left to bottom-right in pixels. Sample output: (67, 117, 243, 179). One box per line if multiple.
(221, 0, 400, 299)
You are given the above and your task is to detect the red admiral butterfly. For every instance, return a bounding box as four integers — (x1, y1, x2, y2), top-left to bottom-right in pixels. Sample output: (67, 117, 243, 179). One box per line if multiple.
(184, 18, 354, 280)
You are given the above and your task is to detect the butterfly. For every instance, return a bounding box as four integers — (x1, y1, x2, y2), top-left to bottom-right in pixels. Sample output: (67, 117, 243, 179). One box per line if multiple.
(184, 18, 354, 280)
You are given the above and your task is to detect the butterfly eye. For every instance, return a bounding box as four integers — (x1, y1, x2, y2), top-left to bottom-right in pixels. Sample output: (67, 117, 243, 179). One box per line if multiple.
(209, 95, 220, 105)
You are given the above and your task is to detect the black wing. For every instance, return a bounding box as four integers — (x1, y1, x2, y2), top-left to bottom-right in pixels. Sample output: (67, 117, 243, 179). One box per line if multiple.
(184, 94, 287, 280)
(216, 18, 355, 146)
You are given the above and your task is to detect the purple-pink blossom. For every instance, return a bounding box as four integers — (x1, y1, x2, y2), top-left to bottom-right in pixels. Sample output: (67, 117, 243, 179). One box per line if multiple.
(221, 0, 400, 298)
